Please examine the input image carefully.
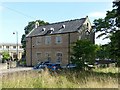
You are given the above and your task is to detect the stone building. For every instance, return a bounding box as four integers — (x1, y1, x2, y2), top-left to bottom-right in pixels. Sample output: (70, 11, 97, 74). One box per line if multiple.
(26, 16, 95, 66)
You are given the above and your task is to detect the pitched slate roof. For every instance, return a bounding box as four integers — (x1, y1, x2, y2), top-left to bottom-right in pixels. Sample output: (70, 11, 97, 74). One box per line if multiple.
(27, 17, 87, 37)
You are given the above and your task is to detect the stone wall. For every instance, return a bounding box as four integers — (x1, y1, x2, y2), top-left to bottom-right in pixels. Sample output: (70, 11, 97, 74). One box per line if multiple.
(9, 61, 17, 68)
(26, 32, 80, 66)
(0, 61, 17, 70)
(0, 63, 7, 70)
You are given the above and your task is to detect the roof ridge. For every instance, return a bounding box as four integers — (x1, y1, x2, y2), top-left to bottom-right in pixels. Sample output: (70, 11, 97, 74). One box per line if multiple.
(38, 18, 86, 27)
(51, 18, 86, 25)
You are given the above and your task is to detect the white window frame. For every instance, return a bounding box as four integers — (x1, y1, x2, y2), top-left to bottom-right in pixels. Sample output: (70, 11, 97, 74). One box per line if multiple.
(55, 35, 62, 44)
(36, 37, 42, 45)
(45, 36, 51, 45)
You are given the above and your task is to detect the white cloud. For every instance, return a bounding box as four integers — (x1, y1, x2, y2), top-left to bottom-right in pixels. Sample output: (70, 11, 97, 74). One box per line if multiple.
(89, 12, 106, 18)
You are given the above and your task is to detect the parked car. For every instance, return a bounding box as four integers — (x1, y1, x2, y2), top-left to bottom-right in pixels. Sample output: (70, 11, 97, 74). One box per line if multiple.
(66, 63, 76, 69)
(33, 62, 47, 69)
(33, 61, 61, 71)
(47, 63, 61, 71)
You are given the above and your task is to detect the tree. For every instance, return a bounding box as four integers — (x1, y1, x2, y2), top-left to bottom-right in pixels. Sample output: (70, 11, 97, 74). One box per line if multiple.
(71, 39, 96, 70)
(109, 30, 120, 66)
(94, 1, 119, 38)
(21, 20, 49, 57)
(96, 44, 110, 60)
(113, 1, 120, 27)
(2, 51, 10, 63)
(93, 1, 120, 65)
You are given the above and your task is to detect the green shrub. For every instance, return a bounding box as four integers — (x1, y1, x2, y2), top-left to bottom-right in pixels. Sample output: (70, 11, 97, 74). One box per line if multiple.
(2, 51, 10, 63)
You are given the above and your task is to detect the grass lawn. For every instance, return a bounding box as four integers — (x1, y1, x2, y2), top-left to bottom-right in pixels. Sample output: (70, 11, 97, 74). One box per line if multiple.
(1, 67, 119, 88)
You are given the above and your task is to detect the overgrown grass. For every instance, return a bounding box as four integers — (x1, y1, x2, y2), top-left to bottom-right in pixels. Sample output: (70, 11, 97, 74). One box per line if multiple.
(1, 67, 119, 88)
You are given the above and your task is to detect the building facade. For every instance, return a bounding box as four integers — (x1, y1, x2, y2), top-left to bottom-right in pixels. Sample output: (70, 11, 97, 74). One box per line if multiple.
(26, 16, 95, 66)
(0, 43, 24, 60)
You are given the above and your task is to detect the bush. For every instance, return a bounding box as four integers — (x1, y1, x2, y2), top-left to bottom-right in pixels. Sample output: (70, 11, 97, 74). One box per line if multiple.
(2, 51, 10, 63)
(19, 60, 26, 66)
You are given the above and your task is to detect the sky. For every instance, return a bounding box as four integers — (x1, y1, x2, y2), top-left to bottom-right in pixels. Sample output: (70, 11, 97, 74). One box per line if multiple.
(0, 0, 113, 45)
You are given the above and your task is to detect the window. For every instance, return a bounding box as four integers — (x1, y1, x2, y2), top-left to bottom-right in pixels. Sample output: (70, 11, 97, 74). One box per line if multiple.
(87, 23, 89, 27)
(56, 52, 62, 63)
(13, 53, 17, 59)
(45, 52, 51, 61)
(6, 46, 9, 49)
(36, 52, 42, 61)
(79, 35, 82, 40)
(86, 23, 90, 32)
(56, 36, 62, 44)
(19, 46, 22, 49)
(45, 36, 51, 45)
(13, 46, 16, 49)
(36, 37, 42, 45)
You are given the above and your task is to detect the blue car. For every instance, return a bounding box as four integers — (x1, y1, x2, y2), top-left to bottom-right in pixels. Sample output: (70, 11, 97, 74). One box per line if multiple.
(33, 61, 61, 71)
(33, 62, 47, 69)
(47, 63, 61, 71)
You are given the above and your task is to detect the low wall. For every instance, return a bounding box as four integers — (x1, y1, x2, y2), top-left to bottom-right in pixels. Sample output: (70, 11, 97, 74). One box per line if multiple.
(9, 61, 17, 68)
(0, 61, 17, 70)
(0, 63, 7, 70)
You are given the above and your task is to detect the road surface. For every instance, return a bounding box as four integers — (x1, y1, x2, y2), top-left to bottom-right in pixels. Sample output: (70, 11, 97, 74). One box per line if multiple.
(0, 67, 33, 75)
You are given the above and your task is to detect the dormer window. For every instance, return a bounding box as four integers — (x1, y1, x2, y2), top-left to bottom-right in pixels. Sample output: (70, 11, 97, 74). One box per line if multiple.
(59, 25, 65, 30)
(42, 28, 46, 31)
(62, 25, 65, 28)
(50, 28, 54, 34)
(50, 28, 54, 31)
(58, 25, 65, 32)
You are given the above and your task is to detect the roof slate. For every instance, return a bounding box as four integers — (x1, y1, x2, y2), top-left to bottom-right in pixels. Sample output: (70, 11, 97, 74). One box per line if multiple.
(27, 17, 86, 37)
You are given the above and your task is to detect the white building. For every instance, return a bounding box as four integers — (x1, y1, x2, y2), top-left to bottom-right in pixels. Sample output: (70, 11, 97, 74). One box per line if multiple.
(0, 43, 24, 60)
